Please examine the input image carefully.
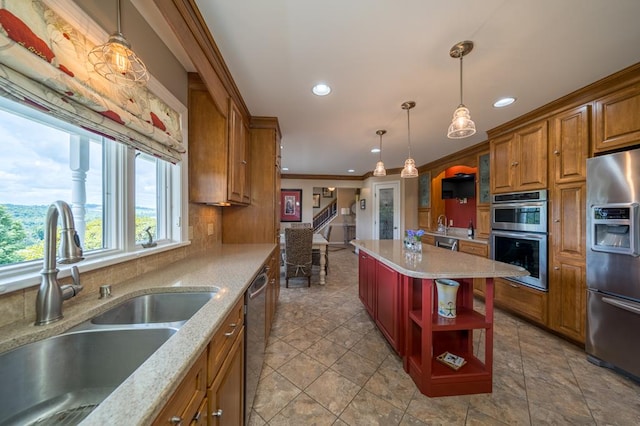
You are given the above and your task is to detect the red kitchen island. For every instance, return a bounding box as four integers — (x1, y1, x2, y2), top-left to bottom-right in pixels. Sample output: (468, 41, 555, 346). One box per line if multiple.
(352, 239, 528, 397)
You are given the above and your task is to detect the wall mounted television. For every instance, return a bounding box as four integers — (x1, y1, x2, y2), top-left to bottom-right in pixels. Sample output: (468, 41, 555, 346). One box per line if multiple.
(441, 173, 476, 199)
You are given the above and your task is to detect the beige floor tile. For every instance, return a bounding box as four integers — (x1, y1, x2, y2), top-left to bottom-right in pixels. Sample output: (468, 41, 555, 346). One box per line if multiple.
(305, 369, 361, 416)
(339, 389, 405, 425)
(280, 326, 322, 351)
(364, 355, 417, 411)
(278, 352, 328, 390)
(331, 350, 381, 386)
(304, 337, 349, 367)
(252, 371, 302, 421)
(324, 325, 364, 349)
(269, 392, 337, 426)
(405, 393, 470, 425)
(264, 339, 300, 370)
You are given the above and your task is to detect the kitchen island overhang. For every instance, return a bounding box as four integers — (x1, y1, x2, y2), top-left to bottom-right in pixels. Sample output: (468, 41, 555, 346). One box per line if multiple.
(352, 239, 528, 397)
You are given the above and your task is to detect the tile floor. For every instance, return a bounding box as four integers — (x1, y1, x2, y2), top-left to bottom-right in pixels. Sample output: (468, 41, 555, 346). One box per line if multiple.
(250, 246, 640, 425)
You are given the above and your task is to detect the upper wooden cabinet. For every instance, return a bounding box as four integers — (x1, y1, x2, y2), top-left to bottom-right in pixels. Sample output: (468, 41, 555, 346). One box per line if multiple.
(228, 99, 251, 204)
(490, 120, 548, 194)
(188, 74, 250, 206)
(594, 84, 640, 153)
(550, 105, 591, 183)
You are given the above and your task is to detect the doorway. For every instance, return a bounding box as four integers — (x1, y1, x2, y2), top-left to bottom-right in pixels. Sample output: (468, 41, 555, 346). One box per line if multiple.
(373, 181, 400, 239)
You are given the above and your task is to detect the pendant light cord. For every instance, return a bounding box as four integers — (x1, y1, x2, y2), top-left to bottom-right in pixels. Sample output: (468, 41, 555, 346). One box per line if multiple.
(406, 108, 412, 157)
(459, 55, 464, 106)
(378, 134, 383, 161)
(116, 0, 122, 34)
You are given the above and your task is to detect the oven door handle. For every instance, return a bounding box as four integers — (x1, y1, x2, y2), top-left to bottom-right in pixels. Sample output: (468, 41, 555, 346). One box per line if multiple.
(490, 230, 547, 240)
(491, 201, 546, 209)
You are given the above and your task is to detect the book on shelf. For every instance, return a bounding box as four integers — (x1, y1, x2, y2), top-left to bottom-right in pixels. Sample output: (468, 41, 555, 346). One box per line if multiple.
(436, 351, 467, 370)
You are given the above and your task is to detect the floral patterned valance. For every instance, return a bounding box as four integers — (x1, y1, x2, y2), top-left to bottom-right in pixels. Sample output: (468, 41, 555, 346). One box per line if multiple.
(0, 0, 185, 163)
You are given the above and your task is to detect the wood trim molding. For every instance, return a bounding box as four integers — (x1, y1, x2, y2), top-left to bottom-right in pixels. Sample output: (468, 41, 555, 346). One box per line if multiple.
(250, 116, 282, 140)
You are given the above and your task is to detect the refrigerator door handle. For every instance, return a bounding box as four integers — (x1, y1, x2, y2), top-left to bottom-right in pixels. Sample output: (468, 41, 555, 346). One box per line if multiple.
(602, 296, 640, 315)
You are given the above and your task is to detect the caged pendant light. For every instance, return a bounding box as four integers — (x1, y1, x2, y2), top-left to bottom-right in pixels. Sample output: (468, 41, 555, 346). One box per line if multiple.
(373, 129, 387, 177)
(400, 101, 418, 178)
(447, 40, 476, 139)
(88, 0, 149, 86)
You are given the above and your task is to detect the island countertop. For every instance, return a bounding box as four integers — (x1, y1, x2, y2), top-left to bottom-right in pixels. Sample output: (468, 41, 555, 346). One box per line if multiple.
(352, 239, 528, 279)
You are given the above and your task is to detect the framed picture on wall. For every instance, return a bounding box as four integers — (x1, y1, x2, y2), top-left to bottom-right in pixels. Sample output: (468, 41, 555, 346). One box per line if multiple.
(280, 189, 302, 222)
(312, 193, 320, 208)
(322, 187, 333, 197)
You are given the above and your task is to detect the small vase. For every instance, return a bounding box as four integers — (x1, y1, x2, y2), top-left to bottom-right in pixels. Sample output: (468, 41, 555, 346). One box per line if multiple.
(435, 279, 460, 318)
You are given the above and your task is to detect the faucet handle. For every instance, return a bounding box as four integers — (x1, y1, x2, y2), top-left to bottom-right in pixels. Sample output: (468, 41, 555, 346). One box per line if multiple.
(71, 266, 81, 287)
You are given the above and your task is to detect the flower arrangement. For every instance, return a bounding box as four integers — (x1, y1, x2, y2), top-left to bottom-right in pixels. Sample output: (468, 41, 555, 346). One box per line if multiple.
(406, 229, 425, 241)
(404, 229, 425, 252)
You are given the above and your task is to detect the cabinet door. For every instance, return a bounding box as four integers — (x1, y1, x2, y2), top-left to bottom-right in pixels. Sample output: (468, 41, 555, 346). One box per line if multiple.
(515, 120, 548, 190)
(209, 327, 245, 426)
(490, 133, 515, 193)
(358, 252, 375, 317)
(550, 105, 590, 183)
(475, 205, 490, 239)
(594, 84, 640, 153)
(494, 278, 547, 324)
(375, 261, 402, 353)
(551, 183, 586, 260)
(228, 99, 249, 204)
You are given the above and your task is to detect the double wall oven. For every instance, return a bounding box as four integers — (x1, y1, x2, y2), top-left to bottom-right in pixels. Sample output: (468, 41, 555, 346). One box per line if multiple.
(490, 190, 548, 291)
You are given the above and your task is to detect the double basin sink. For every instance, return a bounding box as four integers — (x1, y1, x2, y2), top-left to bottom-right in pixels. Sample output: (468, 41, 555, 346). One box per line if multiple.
(0, 290, 218, 425)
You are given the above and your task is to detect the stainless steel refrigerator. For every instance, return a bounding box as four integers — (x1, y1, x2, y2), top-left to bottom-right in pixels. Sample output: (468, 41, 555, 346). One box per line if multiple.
(586, 147, 640, 381)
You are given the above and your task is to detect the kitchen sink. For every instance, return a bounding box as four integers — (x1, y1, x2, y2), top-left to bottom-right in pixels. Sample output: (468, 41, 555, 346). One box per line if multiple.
(0, 327, 176, 425)
(89, 291, 217, 327)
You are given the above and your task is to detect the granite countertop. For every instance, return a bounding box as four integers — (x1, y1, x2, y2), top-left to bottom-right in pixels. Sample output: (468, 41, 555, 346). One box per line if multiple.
(0, 243, 275, 425)
(352, 239, 527, 279)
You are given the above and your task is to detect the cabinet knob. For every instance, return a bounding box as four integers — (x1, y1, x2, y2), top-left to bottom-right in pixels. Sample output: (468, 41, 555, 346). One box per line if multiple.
(509, 283, 519, 288)
(169, 416, 183, 425)
(224, 323, 238, 337)
(212, 409, 223, 417)
(511, 161, 519, 166)
(242, 160, 247, 165)
(554, 150, 560, 155)
(554, 219, 560, 223)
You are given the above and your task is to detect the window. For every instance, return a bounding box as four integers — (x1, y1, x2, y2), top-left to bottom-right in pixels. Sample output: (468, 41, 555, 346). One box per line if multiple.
(0, 96, 186, 293)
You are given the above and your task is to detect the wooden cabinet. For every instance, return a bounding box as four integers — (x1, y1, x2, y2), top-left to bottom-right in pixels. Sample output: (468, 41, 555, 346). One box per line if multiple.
(208, 327, 244, 426)
(594, 84, 640, 153)
(207, 297, 245, 426)
(227, 99, 250, 204)
(375, 261, 403, 354)
(153, 350, 208, 426)
(490, 120, 548, 194)
(548, 182, 587, 343)
(222, 118, 281, 244)
(475, 205, 490, 239)
(550, 105, 590, 183)
(405, 277, 494, 397)
(494, 278, 547, 324)
(188, 74, 250, 206)
(458, 240, 488, 258)
(421, 234, 436, 246)
(358, 251, 376, 317)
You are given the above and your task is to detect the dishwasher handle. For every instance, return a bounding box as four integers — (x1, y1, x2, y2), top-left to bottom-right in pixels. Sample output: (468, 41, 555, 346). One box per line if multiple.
(248, 273, 268, 300)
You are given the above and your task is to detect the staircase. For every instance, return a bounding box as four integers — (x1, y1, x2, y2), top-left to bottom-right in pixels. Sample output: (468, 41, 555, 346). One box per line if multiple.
(313, 199, 337, 231)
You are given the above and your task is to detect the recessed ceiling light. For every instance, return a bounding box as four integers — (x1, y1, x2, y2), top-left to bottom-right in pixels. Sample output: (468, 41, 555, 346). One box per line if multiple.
(312, 83, 331, 96)
(348, 169, 355, 173)
(282, 167, 289, 171)
(371, 148, 380, 153)
(493, 97, 516, 108)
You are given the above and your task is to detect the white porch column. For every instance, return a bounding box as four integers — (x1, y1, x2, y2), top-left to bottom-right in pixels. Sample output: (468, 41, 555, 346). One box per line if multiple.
(69, 134, 89, 245)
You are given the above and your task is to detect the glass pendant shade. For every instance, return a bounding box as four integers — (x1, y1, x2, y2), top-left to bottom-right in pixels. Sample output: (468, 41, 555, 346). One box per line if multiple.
(373, 129, 387, 176)
(88, 0, 149, 86)
(373, 160, 386, 177)
(401, 101, 418, 178)
(401, 157, 418, 178)
(447, 105, 476, 138)
(447, 41, 475, 139)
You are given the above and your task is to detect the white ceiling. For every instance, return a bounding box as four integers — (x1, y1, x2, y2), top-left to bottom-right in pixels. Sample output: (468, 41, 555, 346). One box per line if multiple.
(162, 1, 640, 176)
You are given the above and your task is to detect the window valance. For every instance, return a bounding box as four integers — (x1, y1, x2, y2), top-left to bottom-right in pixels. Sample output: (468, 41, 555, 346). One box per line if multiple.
(0, 0, 185, 163)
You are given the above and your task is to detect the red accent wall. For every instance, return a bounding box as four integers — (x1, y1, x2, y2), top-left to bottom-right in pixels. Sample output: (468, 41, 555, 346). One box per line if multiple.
(444, 165, 477, 229)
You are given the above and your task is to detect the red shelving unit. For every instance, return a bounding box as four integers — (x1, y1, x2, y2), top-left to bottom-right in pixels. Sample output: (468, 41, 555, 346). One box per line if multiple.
(403, 277, 494, 397)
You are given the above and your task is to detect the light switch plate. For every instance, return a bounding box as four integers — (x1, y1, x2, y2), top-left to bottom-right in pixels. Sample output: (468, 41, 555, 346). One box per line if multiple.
(207, 223, 214, 236)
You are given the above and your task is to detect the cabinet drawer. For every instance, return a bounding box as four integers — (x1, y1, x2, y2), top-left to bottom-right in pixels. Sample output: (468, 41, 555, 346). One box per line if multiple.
(153, 350, 207, 426)
(458, 240, 488, 257)
(208, 297, 244, 384)
(422, 234, 436, 246)
(495, 278, 547, 324)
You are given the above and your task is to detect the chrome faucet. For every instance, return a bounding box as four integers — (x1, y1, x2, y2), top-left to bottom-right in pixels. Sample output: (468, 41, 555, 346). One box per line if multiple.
(35, 201, 84, 326)
(437, 214, 448, 234)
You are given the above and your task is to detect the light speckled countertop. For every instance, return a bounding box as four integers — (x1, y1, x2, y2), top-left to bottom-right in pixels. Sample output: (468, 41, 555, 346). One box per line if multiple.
(0, 243, 275, 425)
(352, 239, 527, 279)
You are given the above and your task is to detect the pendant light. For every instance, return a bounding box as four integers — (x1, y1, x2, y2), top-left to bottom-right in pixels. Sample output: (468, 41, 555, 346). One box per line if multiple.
(373, 129, 387, 177)
(400, 101, 418, 178)
(88, 0, 149, 86)
(447, 40, 476, 139)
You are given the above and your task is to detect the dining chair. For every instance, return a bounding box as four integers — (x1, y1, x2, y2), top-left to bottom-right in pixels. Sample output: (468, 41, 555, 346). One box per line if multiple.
(284, 227, 313, 287)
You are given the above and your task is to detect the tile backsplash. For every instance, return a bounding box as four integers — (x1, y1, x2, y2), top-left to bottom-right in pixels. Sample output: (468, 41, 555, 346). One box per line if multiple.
(0, 203, 222, 328)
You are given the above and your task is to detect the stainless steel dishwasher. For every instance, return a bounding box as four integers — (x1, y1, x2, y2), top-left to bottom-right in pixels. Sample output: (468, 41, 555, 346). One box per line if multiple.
(245, 267, 268, 423)
(435, 235, 458, 251)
